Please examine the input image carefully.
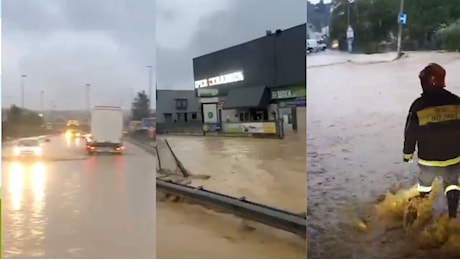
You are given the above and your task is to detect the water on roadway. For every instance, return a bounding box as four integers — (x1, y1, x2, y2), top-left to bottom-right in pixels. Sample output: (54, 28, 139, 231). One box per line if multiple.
(2, 135, 155, 258)
(307, 51, 460, 258)
(156, 134, 306, 258)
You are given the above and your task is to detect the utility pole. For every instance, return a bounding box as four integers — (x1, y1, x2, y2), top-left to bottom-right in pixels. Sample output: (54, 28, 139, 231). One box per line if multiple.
(396, 0, 405, 58)
(147, 65, 153, 111)
(49, 100, 55, 122)
(21, 74, 27, 108)
(86, 83, 91, 121)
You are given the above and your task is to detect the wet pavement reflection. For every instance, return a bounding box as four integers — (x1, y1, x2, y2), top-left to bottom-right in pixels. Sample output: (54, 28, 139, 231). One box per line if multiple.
(307, 51, 460, 258)
(2, 135, 155, 258)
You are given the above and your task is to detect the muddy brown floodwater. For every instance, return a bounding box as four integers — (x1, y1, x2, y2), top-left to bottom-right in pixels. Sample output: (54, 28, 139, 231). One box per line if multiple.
(156, 135, 306, 258)
(307, 51, 460, 258)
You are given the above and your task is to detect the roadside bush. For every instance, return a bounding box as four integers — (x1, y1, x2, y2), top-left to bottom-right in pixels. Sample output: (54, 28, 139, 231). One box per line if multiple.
(437, 21, 460, 52)
(2, 105, 46, 140)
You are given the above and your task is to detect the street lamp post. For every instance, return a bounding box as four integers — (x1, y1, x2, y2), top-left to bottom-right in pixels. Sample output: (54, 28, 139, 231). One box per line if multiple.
(86, 83, 91, 122)
(21, 74, 27, 108)
(147, 65, 153, 111)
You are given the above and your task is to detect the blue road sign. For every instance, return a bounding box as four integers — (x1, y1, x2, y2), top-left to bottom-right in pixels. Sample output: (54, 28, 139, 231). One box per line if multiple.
(141, 117, 155, 129)
(398, 13, 407, 25)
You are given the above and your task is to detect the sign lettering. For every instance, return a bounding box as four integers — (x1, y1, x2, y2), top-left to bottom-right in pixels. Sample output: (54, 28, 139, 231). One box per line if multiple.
(195, 71, 244, 88)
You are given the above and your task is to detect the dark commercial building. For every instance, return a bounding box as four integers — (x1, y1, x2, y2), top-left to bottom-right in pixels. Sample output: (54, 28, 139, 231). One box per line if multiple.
(156, 90, 202, 134)
(193, 23, 306, 136)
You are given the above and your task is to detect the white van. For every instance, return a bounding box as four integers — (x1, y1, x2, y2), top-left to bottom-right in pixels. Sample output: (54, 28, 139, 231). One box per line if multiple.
(307, 39, 320, 53)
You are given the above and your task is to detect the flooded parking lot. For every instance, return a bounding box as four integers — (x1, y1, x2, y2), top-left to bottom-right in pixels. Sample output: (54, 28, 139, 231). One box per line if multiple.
(307, 51, 460, 258)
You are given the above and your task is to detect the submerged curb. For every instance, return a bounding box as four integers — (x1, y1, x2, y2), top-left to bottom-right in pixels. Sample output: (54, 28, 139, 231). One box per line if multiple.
(126, 137, 160, 172)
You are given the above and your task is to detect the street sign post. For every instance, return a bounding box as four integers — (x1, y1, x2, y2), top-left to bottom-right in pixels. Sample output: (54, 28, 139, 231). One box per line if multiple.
(396, 0, 406, 58)
(398, 13, 407, 25)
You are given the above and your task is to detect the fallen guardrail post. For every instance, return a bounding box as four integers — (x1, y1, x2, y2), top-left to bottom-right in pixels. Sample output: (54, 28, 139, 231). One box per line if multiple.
(156, 179, 306, 238)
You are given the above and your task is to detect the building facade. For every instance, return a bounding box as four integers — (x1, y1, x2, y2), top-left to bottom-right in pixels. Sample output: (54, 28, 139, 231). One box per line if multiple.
(192, 23, 306, 136)
(156, 89, 202, 134)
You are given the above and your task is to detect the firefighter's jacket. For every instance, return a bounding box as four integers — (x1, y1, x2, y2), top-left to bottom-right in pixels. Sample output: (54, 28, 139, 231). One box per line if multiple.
(403, 89, 460, 166)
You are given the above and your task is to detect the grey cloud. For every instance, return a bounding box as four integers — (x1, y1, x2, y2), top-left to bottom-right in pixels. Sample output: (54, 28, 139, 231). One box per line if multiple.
(156, 0, 306, 90)
(2, 0, 69, 33)
(3, 0, 155, 110)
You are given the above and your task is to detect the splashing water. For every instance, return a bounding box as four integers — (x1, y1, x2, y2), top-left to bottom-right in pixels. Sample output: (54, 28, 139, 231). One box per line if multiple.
(360, 181, 460, 258)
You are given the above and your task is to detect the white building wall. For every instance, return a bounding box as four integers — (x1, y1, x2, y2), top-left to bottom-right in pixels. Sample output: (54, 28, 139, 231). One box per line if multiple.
(221, 109, 239, 122)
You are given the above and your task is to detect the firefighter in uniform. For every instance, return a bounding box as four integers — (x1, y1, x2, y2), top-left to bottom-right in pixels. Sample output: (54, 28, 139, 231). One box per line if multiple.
(403, 63, 460, 221)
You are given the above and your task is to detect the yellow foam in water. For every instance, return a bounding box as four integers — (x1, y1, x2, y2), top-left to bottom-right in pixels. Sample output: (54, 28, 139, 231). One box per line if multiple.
(372, 181, 460, 252)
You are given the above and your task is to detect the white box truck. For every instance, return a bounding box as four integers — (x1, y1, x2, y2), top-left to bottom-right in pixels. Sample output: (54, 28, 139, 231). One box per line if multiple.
(88, 106, 124, 154)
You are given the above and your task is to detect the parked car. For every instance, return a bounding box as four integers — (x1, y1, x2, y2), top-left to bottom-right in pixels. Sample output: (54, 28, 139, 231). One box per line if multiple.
(317, 40, 327, 51)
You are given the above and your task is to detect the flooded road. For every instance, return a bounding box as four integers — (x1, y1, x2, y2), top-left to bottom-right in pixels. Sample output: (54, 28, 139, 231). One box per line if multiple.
(165, 136, 306, 212)
(307, 50, 396, 68)
(307, 51, 460, 258)
(2, 135, 155, 258)
(156, 135, 306, 258)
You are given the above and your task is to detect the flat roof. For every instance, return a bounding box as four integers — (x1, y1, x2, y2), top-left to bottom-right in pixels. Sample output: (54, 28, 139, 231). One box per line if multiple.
(193, 23, 306, 61)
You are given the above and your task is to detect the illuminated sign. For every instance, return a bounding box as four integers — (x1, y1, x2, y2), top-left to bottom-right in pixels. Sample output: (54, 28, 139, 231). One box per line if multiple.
(194, 71, 244, 88)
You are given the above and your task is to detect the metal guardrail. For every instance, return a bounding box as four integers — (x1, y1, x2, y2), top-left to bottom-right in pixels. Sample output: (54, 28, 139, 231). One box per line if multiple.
(157, 179, 306, 238)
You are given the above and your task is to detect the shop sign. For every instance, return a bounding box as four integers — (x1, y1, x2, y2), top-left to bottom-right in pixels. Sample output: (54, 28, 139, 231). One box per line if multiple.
(286, 97, 306, 107)
(271, 85, 306, 99)
(197, 88, 219, 97)
(203, 123, 221, 132)
(195, 71, 244, 88)
(200, 97, 219, 103)
(223, 122, 276, 134)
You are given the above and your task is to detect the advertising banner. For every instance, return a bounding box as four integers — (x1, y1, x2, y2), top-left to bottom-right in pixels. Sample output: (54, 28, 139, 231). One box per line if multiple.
(271, 85, 306, 100)
(223, 122, 276, 134)
(286, 97, 306, 107)
(197, 88, 219, 97)
(141, 117, 155, 130)
(202, 103, 218, 124)
(279, 97, 306, 108)
(202, 123, 221, 131)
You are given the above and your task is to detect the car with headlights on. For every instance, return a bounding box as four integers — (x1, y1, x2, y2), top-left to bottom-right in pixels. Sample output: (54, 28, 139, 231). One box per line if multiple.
(13, 138, 43, 160)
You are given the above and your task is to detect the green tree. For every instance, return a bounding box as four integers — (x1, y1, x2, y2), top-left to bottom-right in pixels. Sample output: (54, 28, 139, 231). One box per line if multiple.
(328, 0, 460, 52)
(437, 20, 460, 52)
(131, 91, 151, 120)
(7, 105, 23, 123)
(329, 0, 399, 53)
(3, 105, 45, 139)
(403, 0, 454, 49)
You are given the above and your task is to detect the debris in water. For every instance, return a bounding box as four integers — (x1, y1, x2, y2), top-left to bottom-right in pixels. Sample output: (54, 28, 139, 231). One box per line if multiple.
(355, 219, 368, 232)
